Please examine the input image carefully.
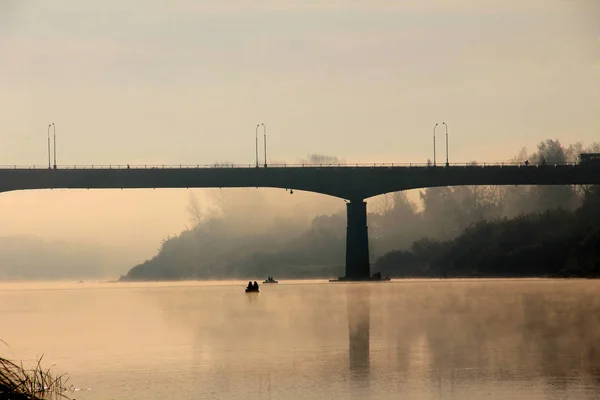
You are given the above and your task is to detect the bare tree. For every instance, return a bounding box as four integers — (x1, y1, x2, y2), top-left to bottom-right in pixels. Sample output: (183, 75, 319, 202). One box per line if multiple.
(187, 192, 203, 226)
(212, 161, 235, 167)
(373, 193, 394, 215)
(302, 154, 344, 165)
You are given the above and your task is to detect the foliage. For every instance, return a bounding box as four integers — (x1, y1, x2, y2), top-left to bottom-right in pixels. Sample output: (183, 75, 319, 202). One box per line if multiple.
(376, 185, 600, 278)
(123, 211, 347, 280)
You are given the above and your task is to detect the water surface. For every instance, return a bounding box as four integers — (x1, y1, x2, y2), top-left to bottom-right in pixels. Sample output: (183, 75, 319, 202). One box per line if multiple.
(1, 279, 600, 399)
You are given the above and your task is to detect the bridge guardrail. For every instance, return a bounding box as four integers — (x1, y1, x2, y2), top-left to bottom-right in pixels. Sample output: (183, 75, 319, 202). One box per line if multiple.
(0, 162, 582, 170)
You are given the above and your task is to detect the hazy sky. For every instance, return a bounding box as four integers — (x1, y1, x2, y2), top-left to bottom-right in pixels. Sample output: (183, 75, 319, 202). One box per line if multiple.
(0, 0, 598, 260)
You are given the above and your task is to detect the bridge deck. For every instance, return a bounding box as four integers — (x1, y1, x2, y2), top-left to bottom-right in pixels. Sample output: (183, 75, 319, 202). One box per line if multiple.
(1, 164, 598, 200)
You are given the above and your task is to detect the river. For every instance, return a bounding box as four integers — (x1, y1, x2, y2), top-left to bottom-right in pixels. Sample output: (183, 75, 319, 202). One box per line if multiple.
(1, 279, 600, 399)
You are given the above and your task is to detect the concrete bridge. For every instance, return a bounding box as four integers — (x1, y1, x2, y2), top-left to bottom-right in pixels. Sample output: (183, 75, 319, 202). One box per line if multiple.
(1, 162, 599, 280)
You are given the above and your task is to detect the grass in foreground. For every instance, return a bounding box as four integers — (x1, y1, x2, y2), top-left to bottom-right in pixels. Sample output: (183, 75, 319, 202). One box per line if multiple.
(0, 355, 69, 400)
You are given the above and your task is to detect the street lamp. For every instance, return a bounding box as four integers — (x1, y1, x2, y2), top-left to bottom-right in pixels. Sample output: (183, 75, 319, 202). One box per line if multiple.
(262, 123, 267, 168)
(433, 123, 438, 166)
(255, 124, 259, 168)
(442, 122, 448, 167)
(47, 124, 52, 169)
(52, 123, 56, 169)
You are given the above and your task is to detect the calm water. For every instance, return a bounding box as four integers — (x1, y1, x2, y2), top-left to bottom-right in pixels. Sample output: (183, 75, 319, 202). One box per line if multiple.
(1, 279, 600, 399)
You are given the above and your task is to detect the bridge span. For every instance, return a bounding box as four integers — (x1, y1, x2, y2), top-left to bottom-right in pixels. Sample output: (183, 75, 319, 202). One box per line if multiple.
(2, 163, 599, 280)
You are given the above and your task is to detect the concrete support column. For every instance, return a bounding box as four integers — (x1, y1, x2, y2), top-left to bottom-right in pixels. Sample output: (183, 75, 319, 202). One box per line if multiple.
(345, 200, 370, 280)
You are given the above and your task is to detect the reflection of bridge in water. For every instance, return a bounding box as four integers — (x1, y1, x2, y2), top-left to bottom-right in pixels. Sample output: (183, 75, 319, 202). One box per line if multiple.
(347, 284, 371, 394)
(2, 163, 599, 279)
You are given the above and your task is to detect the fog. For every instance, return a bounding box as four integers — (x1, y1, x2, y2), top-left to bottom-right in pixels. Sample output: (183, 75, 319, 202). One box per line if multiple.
(2, 138, 599, 280)
(115, 139, 599, 280)
(0, 186, 343, 279)
(0, 155, 346, 278)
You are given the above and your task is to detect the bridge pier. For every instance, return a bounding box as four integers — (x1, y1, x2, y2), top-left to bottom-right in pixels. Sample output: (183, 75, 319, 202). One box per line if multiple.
(344, 200, 371, 280)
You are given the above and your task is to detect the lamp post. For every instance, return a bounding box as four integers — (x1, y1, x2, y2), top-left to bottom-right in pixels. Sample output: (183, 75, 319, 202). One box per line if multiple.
(442, 122, 448, 167)
(47, 124, 51, 169)
(433, 123, 438, 166)
(255, 124, 259, 168)
(262, 123, 267, 168)
(52, 123, 56, 169)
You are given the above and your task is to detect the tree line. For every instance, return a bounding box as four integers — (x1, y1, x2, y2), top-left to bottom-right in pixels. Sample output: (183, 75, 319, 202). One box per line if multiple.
(121, 140, 600, 280)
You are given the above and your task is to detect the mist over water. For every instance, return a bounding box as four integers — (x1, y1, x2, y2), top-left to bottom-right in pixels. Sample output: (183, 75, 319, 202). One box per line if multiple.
(2, 279, 600, 399)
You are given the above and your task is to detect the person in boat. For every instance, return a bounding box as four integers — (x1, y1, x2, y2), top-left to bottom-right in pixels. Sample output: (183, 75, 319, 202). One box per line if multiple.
(253, 281, 259, 291)
(247, 281, 253, 291)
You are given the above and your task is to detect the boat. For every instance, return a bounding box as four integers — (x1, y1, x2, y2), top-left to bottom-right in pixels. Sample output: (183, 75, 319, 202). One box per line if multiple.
(263, 277, 278, 284)
(245, 281, 260, 293)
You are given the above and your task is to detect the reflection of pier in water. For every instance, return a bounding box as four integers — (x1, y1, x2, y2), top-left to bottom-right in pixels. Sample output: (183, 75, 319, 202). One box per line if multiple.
(346, 285, 371, 390)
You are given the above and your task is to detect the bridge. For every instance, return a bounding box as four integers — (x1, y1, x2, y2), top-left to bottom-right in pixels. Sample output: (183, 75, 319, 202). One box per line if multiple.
(1, 162, 599, 280)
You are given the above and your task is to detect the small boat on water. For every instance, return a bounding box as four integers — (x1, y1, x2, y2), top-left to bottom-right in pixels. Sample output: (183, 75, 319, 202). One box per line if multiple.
(245, 281, 260, 293)
(263, 276, 278, 284)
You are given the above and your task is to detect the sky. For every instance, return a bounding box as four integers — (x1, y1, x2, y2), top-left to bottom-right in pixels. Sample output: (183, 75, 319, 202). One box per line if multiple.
(0, 0, 598, 262)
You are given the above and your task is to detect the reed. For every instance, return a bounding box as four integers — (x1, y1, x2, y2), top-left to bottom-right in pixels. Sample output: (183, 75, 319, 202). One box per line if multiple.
(0, 355, 69, 400)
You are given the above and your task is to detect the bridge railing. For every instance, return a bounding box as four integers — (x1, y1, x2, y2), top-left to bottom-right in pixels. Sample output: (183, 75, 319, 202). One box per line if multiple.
(0, 162, 582, 170)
